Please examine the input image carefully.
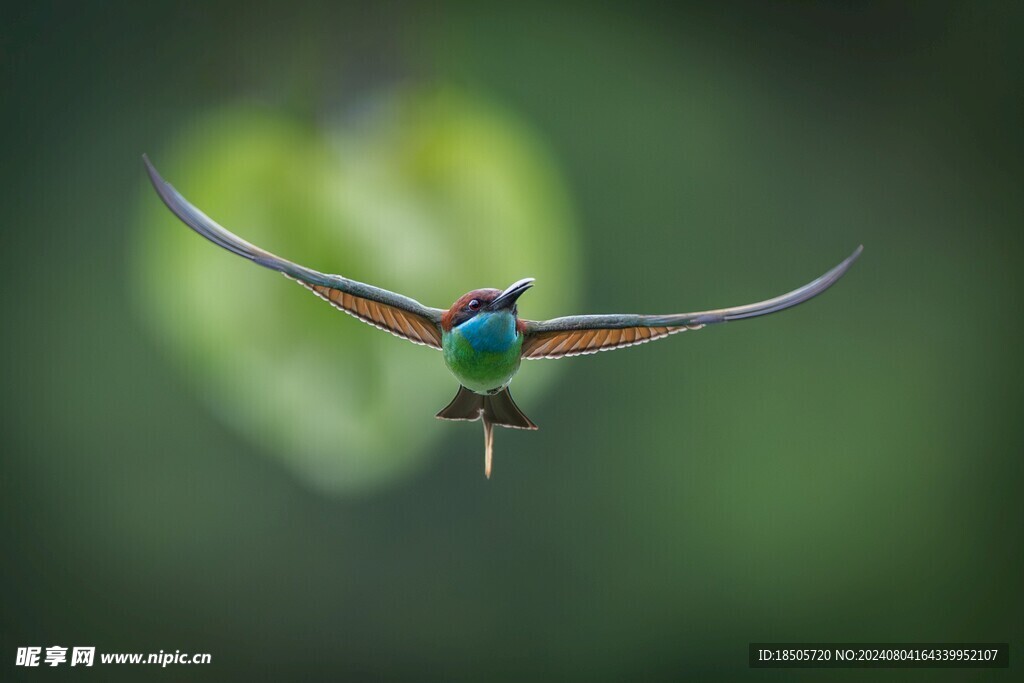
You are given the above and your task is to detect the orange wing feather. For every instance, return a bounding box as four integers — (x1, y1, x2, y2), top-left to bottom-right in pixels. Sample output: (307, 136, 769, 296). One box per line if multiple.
(300, 282, 443, 348)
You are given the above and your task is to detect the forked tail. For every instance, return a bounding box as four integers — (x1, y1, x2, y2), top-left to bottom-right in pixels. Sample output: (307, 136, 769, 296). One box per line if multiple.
(435, 386, 538, 478)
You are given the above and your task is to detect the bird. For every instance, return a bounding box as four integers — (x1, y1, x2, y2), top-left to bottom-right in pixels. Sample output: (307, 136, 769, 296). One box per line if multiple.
(143, 154, 862, 478)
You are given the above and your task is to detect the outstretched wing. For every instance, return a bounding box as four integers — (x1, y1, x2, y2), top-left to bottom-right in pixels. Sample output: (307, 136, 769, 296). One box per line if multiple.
(144, 155, 444, 349)
(521, 246, 862, 359)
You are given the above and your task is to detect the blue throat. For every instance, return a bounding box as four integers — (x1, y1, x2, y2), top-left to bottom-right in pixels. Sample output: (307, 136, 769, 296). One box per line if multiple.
(456, 311, 518, 353)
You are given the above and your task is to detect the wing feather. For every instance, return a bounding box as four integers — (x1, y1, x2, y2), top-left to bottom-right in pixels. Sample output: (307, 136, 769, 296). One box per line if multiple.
(521, 246, 862, 359)
(144, 155, 444, 349)
(303, 283, 443, 348)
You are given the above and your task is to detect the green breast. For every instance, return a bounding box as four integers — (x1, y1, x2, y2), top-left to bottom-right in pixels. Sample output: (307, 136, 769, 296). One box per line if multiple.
(442, 330, 523, 394)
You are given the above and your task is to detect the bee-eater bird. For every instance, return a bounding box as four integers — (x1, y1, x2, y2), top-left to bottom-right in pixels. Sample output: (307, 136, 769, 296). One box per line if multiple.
(144, 155, 862, 478)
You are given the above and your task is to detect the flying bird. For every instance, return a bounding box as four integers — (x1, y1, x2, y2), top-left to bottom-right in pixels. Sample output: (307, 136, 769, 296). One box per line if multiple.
(143, 155, 862, 478)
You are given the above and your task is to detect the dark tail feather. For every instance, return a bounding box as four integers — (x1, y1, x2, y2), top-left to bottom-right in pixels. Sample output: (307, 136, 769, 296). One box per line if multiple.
(483, 388, 538, 430)
(435, 386, 538, 477)
(435, 386, 537, 430)
(435, 385, 485, 422)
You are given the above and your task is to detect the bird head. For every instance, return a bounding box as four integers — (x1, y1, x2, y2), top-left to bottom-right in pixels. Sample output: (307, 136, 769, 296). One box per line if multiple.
(441, 278, 534, 332)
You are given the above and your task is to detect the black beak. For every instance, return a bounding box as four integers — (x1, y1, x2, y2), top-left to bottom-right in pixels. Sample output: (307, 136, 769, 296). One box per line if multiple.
(488, 278, 534, 311)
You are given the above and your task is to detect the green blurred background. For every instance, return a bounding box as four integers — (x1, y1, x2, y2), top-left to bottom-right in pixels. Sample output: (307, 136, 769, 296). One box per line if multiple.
(2, 1, 1021, 680)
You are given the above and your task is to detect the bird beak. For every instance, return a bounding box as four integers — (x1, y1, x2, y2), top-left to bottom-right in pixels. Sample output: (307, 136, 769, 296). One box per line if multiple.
(489, 278, 534, 311)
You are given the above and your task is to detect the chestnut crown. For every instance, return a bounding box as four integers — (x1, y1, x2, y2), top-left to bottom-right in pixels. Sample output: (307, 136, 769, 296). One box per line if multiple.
(440, 278, 535, 331)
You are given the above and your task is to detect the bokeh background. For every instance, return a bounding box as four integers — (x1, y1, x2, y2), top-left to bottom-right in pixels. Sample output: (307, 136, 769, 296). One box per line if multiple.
(2, 2, 1022, 680)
